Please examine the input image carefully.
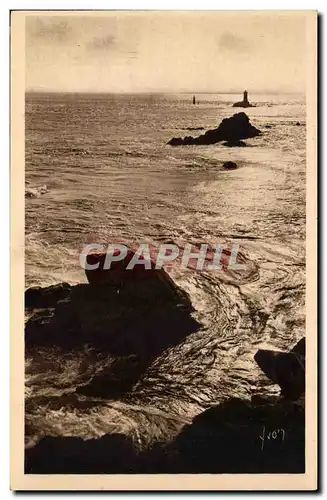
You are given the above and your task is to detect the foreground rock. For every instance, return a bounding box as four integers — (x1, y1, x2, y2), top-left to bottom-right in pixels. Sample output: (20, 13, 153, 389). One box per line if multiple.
(25, 397, 304, 474)
(232, 90, 254, 108)
(254, 338, 305, 400)
(25, 433, 141, 474)
(168, 112, 261, 146)
(167, 397, 304, 473)
(25, 282, 199, 356)
(25, 250, 201, 397)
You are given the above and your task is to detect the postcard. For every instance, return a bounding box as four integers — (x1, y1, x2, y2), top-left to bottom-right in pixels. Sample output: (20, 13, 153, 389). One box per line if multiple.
(11, 10, 317, 490)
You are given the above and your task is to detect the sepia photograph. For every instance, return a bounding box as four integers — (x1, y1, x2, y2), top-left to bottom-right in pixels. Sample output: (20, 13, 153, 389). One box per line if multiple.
(11, 9, 317, 490)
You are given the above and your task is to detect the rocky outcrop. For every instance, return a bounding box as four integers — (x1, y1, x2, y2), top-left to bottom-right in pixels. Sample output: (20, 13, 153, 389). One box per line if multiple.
(232, 90, 254, 108)
(254, 338, 305, 400)
(25, 282, 200, 355)
(84, 249, 182, 293)
(25, 251, 201, 397)
(168, 112, 261, 146)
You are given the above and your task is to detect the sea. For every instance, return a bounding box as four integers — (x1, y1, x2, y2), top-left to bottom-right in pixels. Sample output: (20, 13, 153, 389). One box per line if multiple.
(25, 92, 306, 447)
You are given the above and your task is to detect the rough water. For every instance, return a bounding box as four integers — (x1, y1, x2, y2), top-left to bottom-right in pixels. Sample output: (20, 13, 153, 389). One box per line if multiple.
(25, 92, 306, 449)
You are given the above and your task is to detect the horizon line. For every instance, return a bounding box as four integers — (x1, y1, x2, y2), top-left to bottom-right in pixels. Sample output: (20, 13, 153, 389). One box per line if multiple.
(25, 89, 305, 96)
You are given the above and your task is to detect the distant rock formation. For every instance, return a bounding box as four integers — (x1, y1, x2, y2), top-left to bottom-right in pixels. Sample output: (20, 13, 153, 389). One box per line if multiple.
(168, 112, 261, 146)
(254, 338, 305, 400)
(232, 90, 254, 108)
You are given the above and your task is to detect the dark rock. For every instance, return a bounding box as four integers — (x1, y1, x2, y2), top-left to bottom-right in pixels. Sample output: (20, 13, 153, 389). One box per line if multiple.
(168, 112, 261, 146)
(291, 337, 305, 357)
(169, 398, 304, 473)
(24, 397, 305, 474)
(76, 355, 146, 398)
(222, 140, 247, 147)
(265, 124, 273, 129)
(25, 281, 200, 356)
(254, 338, 305, 400)
(168, 137, 186, 146)
(232, 90, 254, 108)
(85, 248, 180, 292)
(25, 433, 141, 474)
(25, 275, 200, 399)
(232, 101, 254, 108)
(222, 161, 238, 170)
(185, 127, 204, 131)
(25, 282, 72, 309)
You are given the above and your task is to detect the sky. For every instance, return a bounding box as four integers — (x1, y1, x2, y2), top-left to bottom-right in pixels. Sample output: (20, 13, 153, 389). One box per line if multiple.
(25, 12, 307, 94)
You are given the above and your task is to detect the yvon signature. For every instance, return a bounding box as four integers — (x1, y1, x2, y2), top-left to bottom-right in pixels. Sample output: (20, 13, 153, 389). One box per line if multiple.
(259, 426, 286, 451)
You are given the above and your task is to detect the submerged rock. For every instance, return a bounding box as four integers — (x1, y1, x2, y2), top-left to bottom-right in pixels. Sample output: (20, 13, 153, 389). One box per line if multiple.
(254, 338, 305, 400)
(25, 184, 48, 198)
(232, 90, 254, 108)
(222, 161, 238, 170)
(168, 112, 261, 146)
(222, 140, 247, 147)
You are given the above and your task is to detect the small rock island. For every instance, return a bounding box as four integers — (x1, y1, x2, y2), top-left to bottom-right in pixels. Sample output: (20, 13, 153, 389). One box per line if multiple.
(168, 112, 261, 146)
(232, 90, 254, 108)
